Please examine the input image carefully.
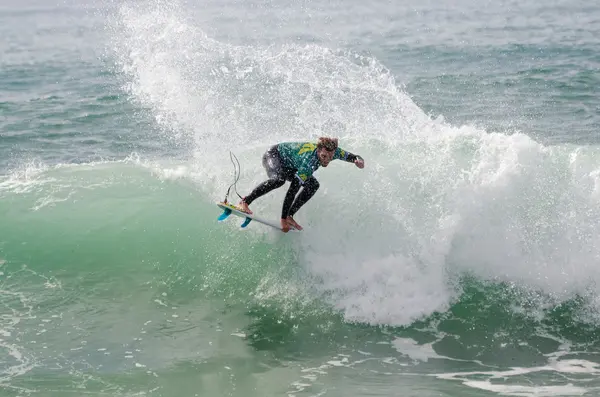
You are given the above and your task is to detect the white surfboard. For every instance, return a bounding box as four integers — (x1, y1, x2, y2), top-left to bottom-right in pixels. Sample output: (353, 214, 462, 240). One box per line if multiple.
(216, 202, 300, 232)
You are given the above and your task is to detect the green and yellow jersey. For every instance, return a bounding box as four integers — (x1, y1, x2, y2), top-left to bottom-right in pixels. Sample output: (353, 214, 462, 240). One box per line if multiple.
(276, 142, 359, 184)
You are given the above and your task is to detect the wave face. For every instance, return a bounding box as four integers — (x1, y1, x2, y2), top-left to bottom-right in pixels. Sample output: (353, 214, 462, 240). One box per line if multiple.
(104, 0, 600, 326)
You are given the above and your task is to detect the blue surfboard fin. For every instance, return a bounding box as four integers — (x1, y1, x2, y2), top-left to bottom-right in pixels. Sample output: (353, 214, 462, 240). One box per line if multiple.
(240, 217, 252, 228)
(218, 208, 232, 221)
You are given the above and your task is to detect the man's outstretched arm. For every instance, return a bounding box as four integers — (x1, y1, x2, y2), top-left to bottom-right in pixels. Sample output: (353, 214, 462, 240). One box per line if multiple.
(335, 148, 365, 168)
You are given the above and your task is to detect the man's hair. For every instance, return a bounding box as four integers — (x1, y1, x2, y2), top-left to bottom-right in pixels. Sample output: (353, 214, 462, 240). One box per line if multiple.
(317, 137, 338, 151)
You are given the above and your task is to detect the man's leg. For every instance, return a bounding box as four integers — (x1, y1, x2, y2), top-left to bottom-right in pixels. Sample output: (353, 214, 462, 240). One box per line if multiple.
(242, 178, 285, 212)
(289, 177, 319, 217)
(281, 177, 302, 219)
(240, 147, 286, 213)
(282, 177, 319, 230)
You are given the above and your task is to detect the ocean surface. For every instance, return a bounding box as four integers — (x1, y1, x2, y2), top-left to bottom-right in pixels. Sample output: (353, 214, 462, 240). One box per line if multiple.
(2, 0, 600, 396)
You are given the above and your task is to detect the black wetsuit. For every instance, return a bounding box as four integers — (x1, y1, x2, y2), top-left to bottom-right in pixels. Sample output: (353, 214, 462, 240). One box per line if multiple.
(243, 142, 361, 219)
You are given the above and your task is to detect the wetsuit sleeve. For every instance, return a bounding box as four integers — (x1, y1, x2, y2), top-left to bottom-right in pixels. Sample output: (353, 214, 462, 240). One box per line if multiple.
(334, 147, 362, 163)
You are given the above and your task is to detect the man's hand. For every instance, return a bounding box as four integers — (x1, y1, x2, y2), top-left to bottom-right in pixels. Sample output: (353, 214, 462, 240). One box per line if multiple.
(355, 158, 365, 169)
(280, 218, 290, 233)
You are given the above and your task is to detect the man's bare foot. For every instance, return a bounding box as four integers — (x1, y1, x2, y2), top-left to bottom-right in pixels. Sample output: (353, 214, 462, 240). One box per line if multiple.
(238, 200, 252, 214)
(285, 216, 303, 231)
(280, 219, 290, 233)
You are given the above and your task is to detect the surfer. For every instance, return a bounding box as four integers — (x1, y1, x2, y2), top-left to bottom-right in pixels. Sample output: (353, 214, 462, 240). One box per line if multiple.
(238, 137, 365, 232)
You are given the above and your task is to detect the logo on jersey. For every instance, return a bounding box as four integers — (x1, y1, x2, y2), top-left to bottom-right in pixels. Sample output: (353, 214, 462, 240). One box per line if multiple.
(298, 143, 317, 155)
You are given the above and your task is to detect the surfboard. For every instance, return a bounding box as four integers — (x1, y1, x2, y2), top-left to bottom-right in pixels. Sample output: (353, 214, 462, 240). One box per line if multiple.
(216, 201, 300, 232)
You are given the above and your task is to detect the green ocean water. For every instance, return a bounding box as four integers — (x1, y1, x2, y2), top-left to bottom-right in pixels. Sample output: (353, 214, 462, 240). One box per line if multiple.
(2, 0, 600, 396)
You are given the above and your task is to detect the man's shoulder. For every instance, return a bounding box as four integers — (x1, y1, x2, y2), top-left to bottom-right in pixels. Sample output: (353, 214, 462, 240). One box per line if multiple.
(278, 141, 314, 147)
(278, 142, 318, 154)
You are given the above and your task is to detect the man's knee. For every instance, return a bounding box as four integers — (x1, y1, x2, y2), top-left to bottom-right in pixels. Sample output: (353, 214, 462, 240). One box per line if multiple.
(269, 177, 286, 188)
(305, 178, 319, 192)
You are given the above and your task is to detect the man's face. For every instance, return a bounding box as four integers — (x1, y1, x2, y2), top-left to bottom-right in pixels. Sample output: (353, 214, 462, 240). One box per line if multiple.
(317, 147, 335, 167)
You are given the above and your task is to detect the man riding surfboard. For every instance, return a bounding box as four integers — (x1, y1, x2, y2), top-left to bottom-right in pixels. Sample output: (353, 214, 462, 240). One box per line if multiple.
(239, 137, 365, 232)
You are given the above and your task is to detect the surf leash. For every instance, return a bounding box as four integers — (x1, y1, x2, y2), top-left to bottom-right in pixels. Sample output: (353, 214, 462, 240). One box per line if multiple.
(223, 151, 244, 204)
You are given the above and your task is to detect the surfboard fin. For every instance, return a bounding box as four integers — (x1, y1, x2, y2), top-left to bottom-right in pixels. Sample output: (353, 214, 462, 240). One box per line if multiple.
(218, 208, 232, 221)
(240, 217, 252, 228)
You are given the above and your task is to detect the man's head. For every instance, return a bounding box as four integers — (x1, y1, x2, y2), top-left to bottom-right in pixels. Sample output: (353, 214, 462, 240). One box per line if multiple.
(316, 137, 338, 167)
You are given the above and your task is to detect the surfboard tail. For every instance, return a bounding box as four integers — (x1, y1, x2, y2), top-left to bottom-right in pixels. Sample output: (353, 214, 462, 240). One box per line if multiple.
(215, 201, 301, 232)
